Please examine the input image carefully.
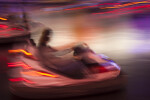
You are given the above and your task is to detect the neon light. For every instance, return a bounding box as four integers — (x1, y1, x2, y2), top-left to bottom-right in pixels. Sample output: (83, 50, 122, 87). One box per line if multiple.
(0, 24, 8, 29)
(9, 78, 34, 84)
(11, 28, 24, 31)
(8, 49, 32, 56)
(8, 49, 37, 60)
(8, 62, 58, 78)
(63, 3, 120, 11)
(65, 6, 88, 10)
(36, 71, 58, 78)
(9, 78, 23, 82)
(117, 9, 143, 15)
(0, 17, 7, 20)
(98, 3, 121, 6)
(98, 9, 149, 19)
(99, 67, 108, 73)
(8, 62, 32, 69)
(21, 71, 40, 76)
(54, 1, 150, 12)
(93, 4, 150, 15)
(21, 71, 58, 78)
(44, 3, 121, 12)
(0, 33, 10, 36)
(0, 29, 10, 32)
(0, 28, 23, 33)
(43, 1, 149, 13)
(100, 0, 149, 9)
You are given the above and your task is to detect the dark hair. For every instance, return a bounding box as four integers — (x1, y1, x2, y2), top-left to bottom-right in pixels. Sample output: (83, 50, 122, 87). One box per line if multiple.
(42, 28, 53, 36)
(38, 28, 53, 46)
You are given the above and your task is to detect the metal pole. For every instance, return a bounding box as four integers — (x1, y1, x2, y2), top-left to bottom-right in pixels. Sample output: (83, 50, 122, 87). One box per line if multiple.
(20, 0, 30, 30)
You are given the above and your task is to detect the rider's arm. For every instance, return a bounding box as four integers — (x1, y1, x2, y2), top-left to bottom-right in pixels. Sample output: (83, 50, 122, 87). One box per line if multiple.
(52, 49, 73, 56)
(52, 42, 78, 51)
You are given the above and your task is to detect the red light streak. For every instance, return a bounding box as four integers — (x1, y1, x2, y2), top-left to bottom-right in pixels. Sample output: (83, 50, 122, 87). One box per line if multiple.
(64, 5, 98, 11)
(9, 78, 34, 84)
(0, 24, 8, 29)
(0, 28, 23, 33)
(8, 62, 58, 78)
(0, 33, 10, 36)
(63, 3, 121, 11)
(23, 78, 35, 84)
(65, 6, 87, 10)
(45, 1, 149, 13)
(11, 28, 24, 31)
(98, 8, 150, 19)
(9, 78, 23, 82)
(93, 4, 150, 15)
(64, 3, 121, 11)
(99, 67, 108, 73)
(0, 29, 9, 32)
(8, 62, 32, 69)
(101, 0, 149, 9)
(45, 3, 120, 12)
(43, 1, 149, 14)
(0, 24, 24, 36)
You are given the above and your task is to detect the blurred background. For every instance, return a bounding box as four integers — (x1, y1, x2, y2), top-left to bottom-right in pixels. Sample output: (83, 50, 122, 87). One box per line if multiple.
(0, 0, 150, 100)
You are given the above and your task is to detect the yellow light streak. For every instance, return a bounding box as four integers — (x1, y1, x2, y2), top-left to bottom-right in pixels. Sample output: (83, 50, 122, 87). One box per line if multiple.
(100, 0, 150, 9)
(8, 49, 32, 56)
(0, 17, 7, 20)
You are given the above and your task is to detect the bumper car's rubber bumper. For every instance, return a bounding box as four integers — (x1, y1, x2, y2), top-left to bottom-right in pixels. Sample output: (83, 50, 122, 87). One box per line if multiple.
(10, 73, 127, 99)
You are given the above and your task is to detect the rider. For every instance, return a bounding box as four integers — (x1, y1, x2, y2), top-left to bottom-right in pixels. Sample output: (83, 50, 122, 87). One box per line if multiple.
(38, 28, 108, 78)
(38, 28, 108, 65)
(38, 28, 88, 79)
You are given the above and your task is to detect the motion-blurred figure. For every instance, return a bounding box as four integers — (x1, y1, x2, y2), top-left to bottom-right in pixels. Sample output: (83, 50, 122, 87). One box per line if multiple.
(38, 28, 88, 78)
(38, 28, 109, 77)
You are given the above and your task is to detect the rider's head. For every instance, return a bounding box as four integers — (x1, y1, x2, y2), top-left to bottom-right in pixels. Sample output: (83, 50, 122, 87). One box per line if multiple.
(39, 28, 53, 46)
(43, 28, 53, 37)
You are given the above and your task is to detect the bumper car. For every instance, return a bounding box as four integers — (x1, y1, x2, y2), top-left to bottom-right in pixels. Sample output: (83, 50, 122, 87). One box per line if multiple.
(7, 40, 127, 99)
(1, 14, 126, 99)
